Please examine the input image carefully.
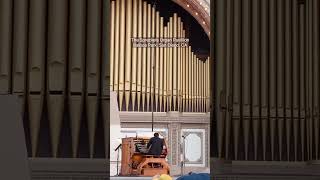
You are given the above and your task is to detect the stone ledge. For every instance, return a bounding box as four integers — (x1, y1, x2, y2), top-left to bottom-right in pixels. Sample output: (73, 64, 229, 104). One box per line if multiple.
(211, 158, 320, 179)
(30, 158, 109, 179)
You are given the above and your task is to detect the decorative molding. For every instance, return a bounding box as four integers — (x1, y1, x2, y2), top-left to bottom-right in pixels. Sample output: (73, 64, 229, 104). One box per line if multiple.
(119, 111, 210, 124)
(172, 0, 210, 36)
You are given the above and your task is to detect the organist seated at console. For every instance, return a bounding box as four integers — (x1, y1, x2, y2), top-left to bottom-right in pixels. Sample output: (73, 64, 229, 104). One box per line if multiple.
(147, 133, 164, 156)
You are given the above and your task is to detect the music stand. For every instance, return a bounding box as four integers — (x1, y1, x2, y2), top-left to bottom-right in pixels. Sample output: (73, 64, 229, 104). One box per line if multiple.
(115, 144, 122, 176)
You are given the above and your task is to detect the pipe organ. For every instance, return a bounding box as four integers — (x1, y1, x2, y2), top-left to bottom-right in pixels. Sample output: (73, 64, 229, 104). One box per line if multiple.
(110, 0, 210, 113)
(0, 0, 109, 158)
(213, 0, 320, 161)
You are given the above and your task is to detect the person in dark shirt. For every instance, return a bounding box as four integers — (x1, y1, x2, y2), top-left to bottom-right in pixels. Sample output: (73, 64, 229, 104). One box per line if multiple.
(147, 133, 164, 156)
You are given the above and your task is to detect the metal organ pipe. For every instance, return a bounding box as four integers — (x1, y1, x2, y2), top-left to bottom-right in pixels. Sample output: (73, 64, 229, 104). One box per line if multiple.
(214, 0, 320, 161)
(68, 0, 86, 158)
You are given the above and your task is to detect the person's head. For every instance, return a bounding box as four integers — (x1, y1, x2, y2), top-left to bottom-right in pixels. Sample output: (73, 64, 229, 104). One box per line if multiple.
(159, 174, 172, 180)
(154, 133, 159, 137)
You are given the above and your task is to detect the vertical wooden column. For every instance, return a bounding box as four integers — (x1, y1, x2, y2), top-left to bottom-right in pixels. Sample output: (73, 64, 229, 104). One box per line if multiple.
(28, 0, 47, 157)
(69, 0, 86, 158)
(47, 0, 68, 158)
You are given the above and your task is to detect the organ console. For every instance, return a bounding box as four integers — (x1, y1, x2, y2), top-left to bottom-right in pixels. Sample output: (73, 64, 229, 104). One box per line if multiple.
(120, 137, 170, 176)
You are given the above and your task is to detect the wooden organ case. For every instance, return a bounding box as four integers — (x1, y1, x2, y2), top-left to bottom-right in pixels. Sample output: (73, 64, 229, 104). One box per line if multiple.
(120, 137, 170, 176)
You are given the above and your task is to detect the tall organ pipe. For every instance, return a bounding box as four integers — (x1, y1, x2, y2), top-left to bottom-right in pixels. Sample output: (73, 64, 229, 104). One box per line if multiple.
(159, 17, 164, 112)
(137, 0, 143, 111)
(110, 1, 115, 92)
(232, 0, 241, 160)
(173, 14, 178, 111)
(277, 0, 285, 161)
(260, 0, 269, 161)
(252, 0, 260, 161)
(168, 17, 173, 111)
(102, 0, 111, 159)
(86, 0, 101, 158)
(292, 0, 299, 161)
(285, 0, 293, 161)
(163, 26, 168, 112)
(225, 0, 233, 159)
(131, 0, 138, 112)
(125, 0, 132, 111)
(0, 0, 12, 94)
(114, 0, 120, 98)
(12, 0, 28, 115)
(68, 0, 86, 158)
(299, 3, 306, 161)
(215, 0, 226, 158)
(242, 0, 251, 161)
(47, 0, 68, 158)
(177, 18, 181, 112)
(269, 0, 276, 161)
(28, 0, 47, 157)
(155, 12, 160, 112)
(119, 0, 126, 111)
(146, 4, 152, 111)
(312, 0, 320, 159)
